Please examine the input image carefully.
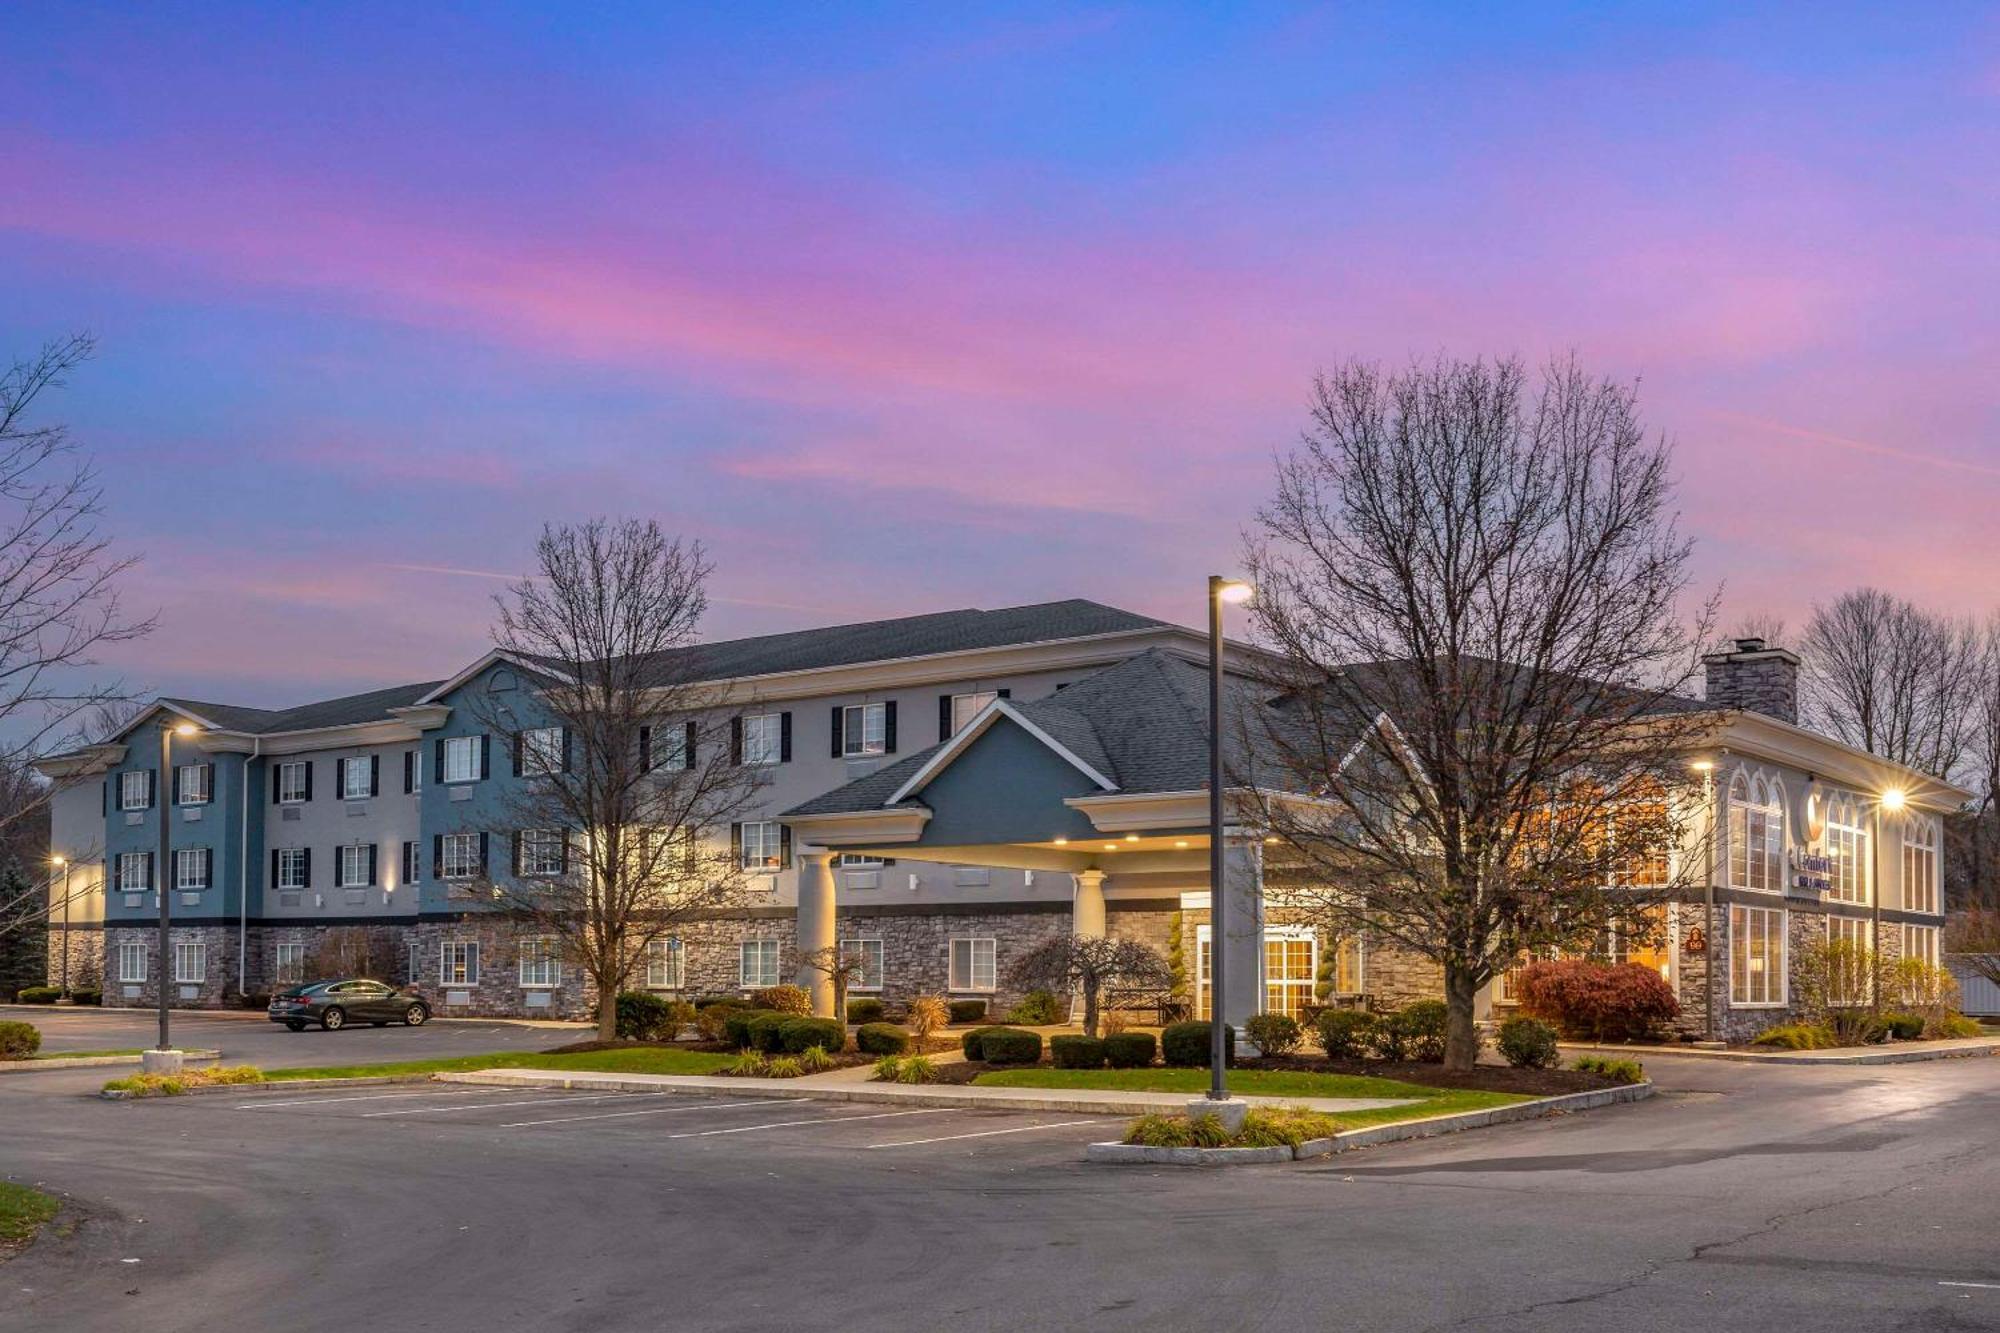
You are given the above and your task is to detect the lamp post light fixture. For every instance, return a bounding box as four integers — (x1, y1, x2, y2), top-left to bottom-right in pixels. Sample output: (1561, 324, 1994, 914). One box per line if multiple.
(1206, 576, 1252, 1104)
(1688, 758, 1718, 1042)
(154, 720, 201, 1061)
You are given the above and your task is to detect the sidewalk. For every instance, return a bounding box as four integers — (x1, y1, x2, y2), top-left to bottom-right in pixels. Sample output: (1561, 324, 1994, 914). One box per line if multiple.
(1562, 1035, 2000, 1066)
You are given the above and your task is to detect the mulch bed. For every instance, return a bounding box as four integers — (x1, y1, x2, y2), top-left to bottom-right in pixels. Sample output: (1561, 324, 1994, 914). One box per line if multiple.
(539, 1038, 734, 1055)
(916, 1053, 1613, 1095)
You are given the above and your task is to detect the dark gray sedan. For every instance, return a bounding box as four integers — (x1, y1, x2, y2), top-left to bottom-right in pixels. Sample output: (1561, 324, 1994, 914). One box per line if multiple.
(269, 979, 430, 1031)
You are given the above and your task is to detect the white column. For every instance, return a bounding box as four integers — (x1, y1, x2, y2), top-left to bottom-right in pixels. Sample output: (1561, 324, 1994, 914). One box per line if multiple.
(1072, 869, 1107, 939)
(1219, 835, 1265, 1032)
(795, 848, 837, 1018)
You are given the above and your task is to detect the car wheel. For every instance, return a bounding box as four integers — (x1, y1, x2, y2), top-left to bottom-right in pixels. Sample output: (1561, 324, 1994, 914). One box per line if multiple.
(285, 1020, 305, 1032)
(404, 1003, 429, 1027)
(321, 1006, 346, 1031)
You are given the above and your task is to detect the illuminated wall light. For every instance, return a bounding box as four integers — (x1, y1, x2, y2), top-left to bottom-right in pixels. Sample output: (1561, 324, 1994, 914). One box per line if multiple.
(1124, 833, 1139, 842)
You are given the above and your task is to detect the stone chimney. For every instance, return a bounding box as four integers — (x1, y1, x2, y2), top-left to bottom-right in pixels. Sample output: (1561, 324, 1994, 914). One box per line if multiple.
(1703, 638, 1801, 724)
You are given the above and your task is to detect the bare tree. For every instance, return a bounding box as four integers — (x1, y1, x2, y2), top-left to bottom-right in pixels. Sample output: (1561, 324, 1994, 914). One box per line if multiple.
(1709, 611, 1788, 655)
(1799, 588, 1979, 782)
(1243, 355, 1715, 1071)
(798, 944, 871, 1023)
(1006, 935, 1172, 1038)
(466, 519, 766, 1041)
(0, 334, 154, 847)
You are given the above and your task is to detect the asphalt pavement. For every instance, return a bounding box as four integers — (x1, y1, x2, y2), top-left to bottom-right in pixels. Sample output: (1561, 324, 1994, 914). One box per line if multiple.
(2, 1007, 1998, 1332)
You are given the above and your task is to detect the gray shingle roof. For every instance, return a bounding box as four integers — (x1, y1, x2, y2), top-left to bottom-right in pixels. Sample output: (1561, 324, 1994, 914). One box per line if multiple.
(162, 681, 444, 736)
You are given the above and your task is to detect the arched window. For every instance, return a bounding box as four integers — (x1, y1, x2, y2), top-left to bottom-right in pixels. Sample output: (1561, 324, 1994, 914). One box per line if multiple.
(1727, 768, 1785, 892)
(1902, 815, 1938, 914)
(1823, 792, 1869, 905)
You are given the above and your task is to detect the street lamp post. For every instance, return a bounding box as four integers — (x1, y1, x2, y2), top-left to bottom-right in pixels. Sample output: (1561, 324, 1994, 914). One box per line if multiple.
(51, 856, 69, 997)
(155, 721, 199, 1057)
(1874, 787, 1906, 1016)
(1206, 576, 1252, 1103)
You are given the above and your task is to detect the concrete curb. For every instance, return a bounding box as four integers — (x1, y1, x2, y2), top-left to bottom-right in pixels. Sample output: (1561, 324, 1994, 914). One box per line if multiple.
(98, 1072, 437, 1100)
(2, 1048, 220, 1074)
(1083, 1081, 1654, 1166)
(1564, 1038, 2000, 1066)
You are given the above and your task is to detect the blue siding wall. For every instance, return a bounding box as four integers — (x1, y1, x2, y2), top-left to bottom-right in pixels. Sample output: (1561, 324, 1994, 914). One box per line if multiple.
(417, 663, 559, 914)
(102, 723, 252, 925)
(913, 719, 1103, 846)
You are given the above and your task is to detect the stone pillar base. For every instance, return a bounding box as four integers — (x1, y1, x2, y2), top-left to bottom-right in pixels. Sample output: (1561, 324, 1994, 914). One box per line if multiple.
(141, 1048, 186, 1075)
(1187, 1096, 1252, 1136)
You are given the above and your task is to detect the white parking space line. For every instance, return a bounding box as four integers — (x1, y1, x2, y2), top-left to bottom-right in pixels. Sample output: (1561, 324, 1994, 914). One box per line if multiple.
(502, 1099, 779, 1128)
(361, 1091, 680, 1118)
(865, 1118, 1106, 1149)
(235, 1089, 499, 1109)
(1940, 1281, 2000, 1291)
(661, 1108, 954, 1139)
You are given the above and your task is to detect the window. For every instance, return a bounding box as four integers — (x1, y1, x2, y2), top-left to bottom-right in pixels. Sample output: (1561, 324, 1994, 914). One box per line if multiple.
(277, 761, 310, 804)
(1727, 769, 1785, 892)
(1196, 926, 1213, 1020)
(119, 770, 151, 811)
(116, 851, 151, 892)
(646, 938, 685, 990)
(950, 691, 998, 735)
(173, 848, 211, 892)
(1332, 932, 1364, 995)
(837, 853, 884, 869)
(337, 844, 374, 889)
(174, 938, 206, 984)
(842, 938, 885, 992)
(520, 726, 565, 776)
(401, 840, 420, 887)
(1609, 798, 1670, 887)
(440, 833, 482, 880)
(407, 941, 425, 985)
(948, 937, 997, 992)
(1730, 905, 1786, 1006)
(1827, 916, 1871, 1004)
(441, 941, 479, 985)
(841, 703, 887, 757)
(275, 942, 306, 985)
(519, 829, 567, 877)
(340, 756, 374, 800)
(1824, 793, 1869, 905)
(518, 937, 560, 988)
(175, 763, 211, 806)
(735, 713, 780, 766)
(275, 847, 309, 892)
(1903, 816, 1938, 914)
(739, 939, 781, 989)
(117, 941, 147, 983)
(1900, 923, 1941, 976)
(442, 735, 482, 784)
(738, 821, 785, 872)
(1264, 928, 1317, 1019)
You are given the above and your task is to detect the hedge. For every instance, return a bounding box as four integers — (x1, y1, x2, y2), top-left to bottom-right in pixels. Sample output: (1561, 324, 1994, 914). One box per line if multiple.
(723, 1008, 779, 1049)
(751, 985, 813, 1015)
(846, 998, 886, 1024)
(0, 1020, 40, 1059)
(976, 1028, 1042, 1065)
(778, 1015, 846, 1055)
(14, 986, 59, 1005)
(1104, 1031, 1157, 1068)
(1398, 1000, 1450, 1062)
(1495, 1016, 1560, 1069)
(1049, 1035, 1107, 1069)
(694, 995, 747, 1012)
(1315, 1008, 1375, 1058)
(961, 1025, 1008, 1060)
(1161, 1020, 1232, 1068)
(855, 1022, 909, 1056)
(615, 991, 678, 1041)
(747, 1011, 794, 1053)
(1515, 960, 1679, 1041)
(948, 999, 988, 1024)
(1005, 990, 1064, 1025)
(70, 988, 102, 1007)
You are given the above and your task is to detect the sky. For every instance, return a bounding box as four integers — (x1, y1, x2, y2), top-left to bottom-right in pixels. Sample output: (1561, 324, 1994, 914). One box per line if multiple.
(2, 2, 1996, 707)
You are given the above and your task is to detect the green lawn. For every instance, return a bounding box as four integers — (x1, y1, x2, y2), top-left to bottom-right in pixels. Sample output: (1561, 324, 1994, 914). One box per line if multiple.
(264, 1046, 737, 1082)
(25, 1048, 145, 1060)
(970, 1066, 1530, 1128)
(0, 1181, 59, 1248)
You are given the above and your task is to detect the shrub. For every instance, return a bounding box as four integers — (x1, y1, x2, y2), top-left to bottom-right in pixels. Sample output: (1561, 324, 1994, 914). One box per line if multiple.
(722, 1008, 777, 1049)
(1161, 1020, 1232, 1068)
(1100, 1009, 1130, 1037)
(1104, 1031, 1157, 1068)
(1829, 1008, 1886, 1046)
(0, 1021, 41, 1059)
(1368, 1010, 1412, 1062)
(615, 991, 677, 1041)
(905, 994, 949, 1049)
(855, 1022, 909, 1056)
(1005, 989, 1063, 1025)
(1050, 1035, 1107, 1069)
(70, 988, 102, 1006)
(948, 999, 989, 1024)
(694, 995, 745, 1011)
(1234, 1106, 1341, 1149)
(1878, 1010, 1924, 1041)
(1927, 1013, 1984, 1040)
(695, 1004, 742, 1043)
(765, 1056, 803, 1078)
(871, 1055, 902, 1082)
(14, 986, 58, 1005)
(1495, 1016, 1560, 1069)
(1123, 1112, 1231, 1148)
(746, 1011, 793, 1053)
(727, 1050, 768, 1076)
(798, 1045, 838, 1073)
(977, 1028, 1043, 1065)
(1515, 960, 1679, 1041)
(1571, 1054, 1644, 1084)
(1397, 1000, 1452, 1062)
(777, 1015, 846, 1055)
(102, 1065, 265, 1098)
(1750, 1023, 1836, 1050)
(846, 998, 885, 1024)
(895, 1055, 937, 1084)
(1244, 1013, 1303, 1056)
(1315, 1008, 1375, 1058)
(751, 984, 813, 1015)
(960, 1025, 1007, 1060)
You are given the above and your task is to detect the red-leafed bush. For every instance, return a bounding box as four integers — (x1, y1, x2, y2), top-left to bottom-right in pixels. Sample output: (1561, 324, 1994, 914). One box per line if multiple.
(1514, 960, 1678, 1041)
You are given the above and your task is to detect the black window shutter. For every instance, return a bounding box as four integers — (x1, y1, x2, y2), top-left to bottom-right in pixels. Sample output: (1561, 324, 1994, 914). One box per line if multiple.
(684, 721, 697, 767)
(404, 750, 415, 794)
(168, 764, 178, 807)
(779, 824, 793, 869)
(204, 761, 216, 797)
(367, 844, 378, 887)
(269, 848, 279, 889)
(939, 694, 953, 742)
(302, 847, 312, 890)
(729, 823, 742, 865)
(432, 833, 443, 879)
(144, 851, 154, 889)
(478, 831, 489, 876)
(730, 716, 743, 766)
(370, 754, 380, 797)
(511, 831, 523, 877)
(147, 768, 157, 809)
(638, 726, 651, 772)
(998, 687, 1010, 700)
(272, 763, 281, 804)
(780, 711, 792, 763)
(303, 761, 314, 802)
(335, 757, 346, 794)
(102, 777, 108, 815)
(883, 701, 897, 754)
(433, 739, 445, 784)
(479, 735, 491, 780)
(831, 707, 844, 758)
(561, 726, 573, 773)
(559, 830, 571, 874)
(512, 732, 524, 777)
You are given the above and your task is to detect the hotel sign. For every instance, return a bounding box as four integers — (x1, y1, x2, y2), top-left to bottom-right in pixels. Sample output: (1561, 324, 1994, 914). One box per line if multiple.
(1789, 848, 1832, 896)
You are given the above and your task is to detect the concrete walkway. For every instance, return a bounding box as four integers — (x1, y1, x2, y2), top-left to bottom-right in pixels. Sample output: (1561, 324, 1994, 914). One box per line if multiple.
(438, 1066, 1423, 1117)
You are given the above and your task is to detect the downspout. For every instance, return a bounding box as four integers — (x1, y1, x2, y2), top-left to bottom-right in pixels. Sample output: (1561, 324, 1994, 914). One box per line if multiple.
(240, 737, 258, 994)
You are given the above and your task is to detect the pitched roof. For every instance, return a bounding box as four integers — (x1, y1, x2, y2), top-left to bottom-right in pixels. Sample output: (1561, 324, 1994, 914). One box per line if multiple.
(160, 680, 444, 737)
